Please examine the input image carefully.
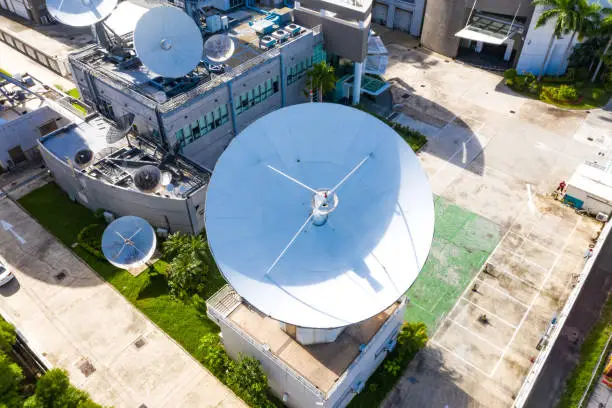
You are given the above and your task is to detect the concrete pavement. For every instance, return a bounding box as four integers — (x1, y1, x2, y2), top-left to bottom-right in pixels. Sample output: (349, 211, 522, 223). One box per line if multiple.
(0, 196, 246, 408)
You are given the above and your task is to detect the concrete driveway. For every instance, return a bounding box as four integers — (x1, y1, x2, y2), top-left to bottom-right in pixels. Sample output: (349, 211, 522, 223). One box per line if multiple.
(0, 196, 245, 408)
(379, 36, 610, 408)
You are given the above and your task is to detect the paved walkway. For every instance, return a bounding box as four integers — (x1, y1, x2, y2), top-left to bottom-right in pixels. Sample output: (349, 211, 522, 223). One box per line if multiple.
(0, 197, 245, 408)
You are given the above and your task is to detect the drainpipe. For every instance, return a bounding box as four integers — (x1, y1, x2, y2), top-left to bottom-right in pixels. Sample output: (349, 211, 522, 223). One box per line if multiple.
(352, 60, 363, 105)
(227, 80, 238, 136)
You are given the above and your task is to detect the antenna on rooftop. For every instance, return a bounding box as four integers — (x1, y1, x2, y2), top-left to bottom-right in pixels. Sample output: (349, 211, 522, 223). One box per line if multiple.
(133, 7, 204, 78)
(46, 0, 117, 26)
(101, 216, 156, 269)
(134, 165, 162, 193)
(204, 34, 235, 63)
(74, 148, 95, 169)
(205, 103, 435, 329)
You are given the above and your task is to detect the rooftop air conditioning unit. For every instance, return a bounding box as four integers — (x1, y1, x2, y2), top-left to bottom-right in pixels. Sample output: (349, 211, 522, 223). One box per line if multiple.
(221, 15, 229, 30)
(272, 29, 289, 42)
(596, 212, 609, 222)
(207, 15, 222, 33)
(260, 35, 277, 49)
(285, 23, 301, 36)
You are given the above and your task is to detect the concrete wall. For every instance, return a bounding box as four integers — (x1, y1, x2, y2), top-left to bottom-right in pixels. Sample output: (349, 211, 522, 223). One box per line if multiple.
(282, 33, 315, 105)
(40, 143, 206, 234)
(373, 0, 426, 37)
(295, 8, 370, 61)
(0, 105, 69, 168)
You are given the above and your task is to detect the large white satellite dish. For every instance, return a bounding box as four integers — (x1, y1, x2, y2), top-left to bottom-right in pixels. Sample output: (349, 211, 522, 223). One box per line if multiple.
(204, 34, 235, 63)
(46, 0, 118, 27)
(206, 104, 435, 329)
(133, 6, 204, 78)
(102, 216, 156, 269)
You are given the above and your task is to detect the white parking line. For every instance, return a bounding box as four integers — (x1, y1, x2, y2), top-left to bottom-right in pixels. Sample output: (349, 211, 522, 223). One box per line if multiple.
(503, 248, 549, 273)
(447, 318, 505, 352)
(486, 261, 537, 289)
(459, 297, 518, 329)
(509, 230, 560, 256)
(490, 217, 582, 377)
(430, 339, 492, 378)
(475, 279, 530, 309)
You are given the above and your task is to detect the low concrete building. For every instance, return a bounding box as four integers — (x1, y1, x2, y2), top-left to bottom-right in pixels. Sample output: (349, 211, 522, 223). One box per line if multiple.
(207, 285, 406, 408)
(564, 162, 612, 218)
(39, 115, 210, 234)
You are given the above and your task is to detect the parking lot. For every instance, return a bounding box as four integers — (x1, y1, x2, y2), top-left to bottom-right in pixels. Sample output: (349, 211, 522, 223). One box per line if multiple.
(378, 33, 609, 408)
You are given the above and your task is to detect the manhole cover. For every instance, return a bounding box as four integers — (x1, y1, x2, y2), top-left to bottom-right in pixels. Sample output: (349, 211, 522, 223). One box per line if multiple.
(55, 271, 67, 281)
(139, 404, 148, 408)
(77, 359, 96, 377)
(134, 338, 146, 349)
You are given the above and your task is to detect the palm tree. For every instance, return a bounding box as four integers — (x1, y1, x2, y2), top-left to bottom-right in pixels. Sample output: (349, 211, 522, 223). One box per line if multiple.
(559, 0, 602, 75)
(533, 0, 587, 80)
(591, 8, 612, 82)
(305, 62, 336, 102)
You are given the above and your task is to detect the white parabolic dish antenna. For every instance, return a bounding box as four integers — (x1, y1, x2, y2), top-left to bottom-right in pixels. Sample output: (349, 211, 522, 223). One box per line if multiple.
(101, 216, 156, 269)
(133, 6, 204, 78)
(46, 0, 118, 27)
(206, 103, 435, 329)
(204, 34, 235, 63)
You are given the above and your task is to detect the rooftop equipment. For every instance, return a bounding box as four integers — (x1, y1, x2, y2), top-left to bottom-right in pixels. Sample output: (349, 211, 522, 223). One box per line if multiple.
(259, 35, 277, 49)
(250, 19, 276, 35)
(133, 165, 162, 193)
(206, 14, 223, 33)
(204, 34, 235, 63)
(271, 28, 290, 42)
(101, 216, 157, 269)
(46, 0, 117, 26)
(133, 7, 204, 78)
(285, 23, 301, 36)
(205, 103, 435, 329)
(74, 148, 95, 169)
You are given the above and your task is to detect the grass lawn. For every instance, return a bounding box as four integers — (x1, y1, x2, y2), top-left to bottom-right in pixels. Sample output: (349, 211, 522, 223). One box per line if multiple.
(539, 83, 610, 110)
(557, 296, 612, 408)
(18, 183, 223, 357)
(0, 68, 11, 77)
(405, 196, 502, 334)
(70, 102, 87, 116)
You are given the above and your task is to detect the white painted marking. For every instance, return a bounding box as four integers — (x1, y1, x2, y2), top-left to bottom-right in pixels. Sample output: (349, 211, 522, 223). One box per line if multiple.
(526, 184, 536, 214)
(447, 318, 505, 352)
(509, 231, 560, 256)
(430, 339, 492, 377)
(486, 261, 537, 289)
(409, 300, 435, 315)
(462, 142, 467, 164)
(503, 248, 549, 274)
(1, 220, 26, 244)
(459, 297, 518, 329)
(490, 217, 582, 376)
(430, 121, 485, 181)
(476, 278, 530, 308)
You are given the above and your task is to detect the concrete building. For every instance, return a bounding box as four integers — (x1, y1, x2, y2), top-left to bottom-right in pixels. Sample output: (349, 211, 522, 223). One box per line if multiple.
(208, 285, 407, 408)
(39, 115, 210, 234)
(564, 162, 612, 218)
(371, 0, 425, 36)
(419, 0, 609, 73)
(0, 0, 50, 24)
(69, 7, 324, 169)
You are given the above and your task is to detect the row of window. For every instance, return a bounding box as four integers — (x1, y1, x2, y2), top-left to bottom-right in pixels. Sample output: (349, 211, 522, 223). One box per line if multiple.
(235, 76, 280, 116)
(287, 57, 313, 85)
(175, 104, 230, 148)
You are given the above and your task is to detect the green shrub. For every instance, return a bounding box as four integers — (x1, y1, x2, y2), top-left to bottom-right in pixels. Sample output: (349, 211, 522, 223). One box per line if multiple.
(226, 355, 274, 408)
(505, 78, 515, 88)
(0, 352, 24, 406)
(574, 67, 590, 81)
(23, 368, 104, 408)
(93, 208, 106, 221)
(592, 88, 604, 100)
(503, 69, 517, 80)
(0, 318, 16, 354)
(558, 85, 579, 101)
(76, 224, 106, 260)
(198, 333, 230, 380)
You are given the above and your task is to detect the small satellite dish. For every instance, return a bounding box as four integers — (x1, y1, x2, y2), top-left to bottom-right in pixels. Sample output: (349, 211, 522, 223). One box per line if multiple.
(206, 103, 435, 329)
(101, 216, 156, 269)
(166, 183, 175, 192)
(204, 34, 235, 63)
(74, 148, 94, 169)
(133, 7, 204, 78)
(161, 171, 172, 186)
(134, 165, 162, 193)
(46, 0, 118, 27)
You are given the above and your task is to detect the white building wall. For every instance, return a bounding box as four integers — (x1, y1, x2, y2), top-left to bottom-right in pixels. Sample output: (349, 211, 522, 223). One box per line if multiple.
(565, 185, 612, 216)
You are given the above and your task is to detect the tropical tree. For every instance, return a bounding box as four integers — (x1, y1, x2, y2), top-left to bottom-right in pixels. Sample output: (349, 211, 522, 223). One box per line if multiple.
(532, 0, 598, 80)
(167, 249, 208, 299)
(198, 333, 230, 379)
(560, 0, 601, 74)
(23, 369, 104, 408)
(591, 8, 612, 82)
(396, 321, 428, 359)
(305, 61, 336, 102)
(225, 355, 271, 408)
(0, 352, 24, 407)
(0, 318, 16, 354)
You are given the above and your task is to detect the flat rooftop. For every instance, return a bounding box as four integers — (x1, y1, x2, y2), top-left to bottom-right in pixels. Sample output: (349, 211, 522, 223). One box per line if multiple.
(228, 300, 398, 394)
(41, 116, 210, 198)
(71, 7, 311, 107)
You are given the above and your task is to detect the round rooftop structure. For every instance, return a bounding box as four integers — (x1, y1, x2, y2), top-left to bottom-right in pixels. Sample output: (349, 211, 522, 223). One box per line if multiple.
(46, 0, 118, 27)
(205, 103, 435, 329)
(74, 148, 94, 169)
(101, 216, 156, 269)
(204, 34, 235, 63)
(134, 165, 162, 193)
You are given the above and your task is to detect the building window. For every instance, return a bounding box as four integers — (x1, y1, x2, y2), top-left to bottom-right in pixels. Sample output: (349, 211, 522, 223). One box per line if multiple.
(229, 0, 244, 8)
(98, 99, 115, 120)
(287, 56, 312, 85)
(235, 76, 280, 116)
(312, 44, 327, 65)
(173, 104, 231, 149)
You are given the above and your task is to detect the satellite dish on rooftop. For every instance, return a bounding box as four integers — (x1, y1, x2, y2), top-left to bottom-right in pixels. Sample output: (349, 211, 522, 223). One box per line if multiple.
(46, 0, 118, 26)
(101, 216, 156, 269)
(133, 7, 204, 78)
(204, 34, 235, 63)
(205, 103, 435, 329)
(74, 148, 94, 169)
(134, 165, 162, 193)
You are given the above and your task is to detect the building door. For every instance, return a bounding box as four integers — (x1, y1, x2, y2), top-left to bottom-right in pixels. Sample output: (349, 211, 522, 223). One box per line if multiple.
(372, 2, 388, 25)
(8, 146, 27, 164)
(393, 8, 412, 33)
